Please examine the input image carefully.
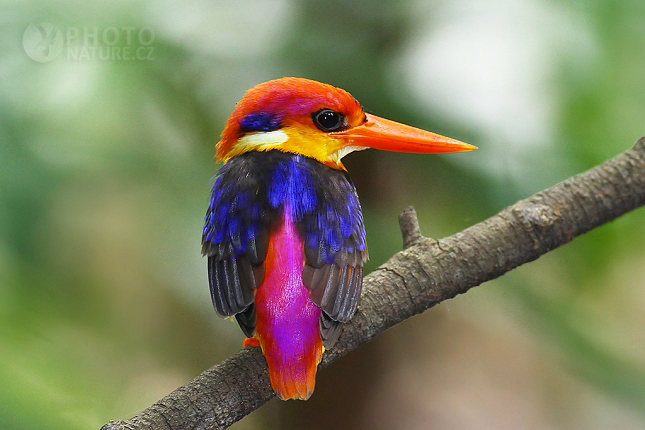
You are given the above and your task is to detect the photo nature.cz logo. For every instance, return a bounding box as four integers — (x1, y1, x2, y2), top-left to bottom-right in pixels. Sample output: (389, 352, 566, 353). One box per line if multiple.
(23, 23, 155, 63)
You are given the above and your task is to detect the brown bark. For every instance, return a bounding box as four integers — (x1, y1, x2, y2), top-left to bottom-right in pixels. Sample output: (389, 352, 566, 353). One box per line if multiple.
(102, 137, 645, 430)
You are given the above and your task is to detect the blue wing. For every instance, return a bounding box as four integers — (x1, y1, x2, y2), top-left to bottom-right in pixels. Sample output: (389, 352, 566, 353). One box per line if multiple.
(202, 154, 277, 336)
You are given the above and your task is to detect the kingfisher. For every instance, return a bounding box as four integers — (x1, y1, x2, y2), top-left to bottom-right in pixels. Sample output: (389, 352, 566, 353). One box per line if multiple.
(202, 77, 476, 400)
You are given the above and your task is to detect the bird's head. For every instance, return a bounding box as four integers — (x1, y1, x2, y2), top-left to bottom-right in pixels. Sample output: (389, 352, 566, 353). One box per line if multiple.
(216, 77, 476, 169)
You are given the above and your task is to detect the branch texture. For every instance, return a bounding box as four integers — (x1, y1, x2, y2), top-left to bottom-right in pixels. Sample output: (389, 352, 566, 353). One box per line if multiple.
(103, 137, 645, 430)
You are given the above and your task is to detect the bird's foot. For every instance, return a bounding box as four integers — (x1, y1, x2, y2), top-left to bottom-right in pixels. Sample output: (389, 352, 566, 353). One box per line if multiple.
(244, 337, 260, 348)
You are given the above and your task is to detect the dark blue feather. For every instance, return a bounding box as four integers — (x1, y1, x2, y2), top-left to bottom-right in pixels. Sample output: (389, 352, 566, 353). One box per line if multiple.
(239, 112, 282, 133)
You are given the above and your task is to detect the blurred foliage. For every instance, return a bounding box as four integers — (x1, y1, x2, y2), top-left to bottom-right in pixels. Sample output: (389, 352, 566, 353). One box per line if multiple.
(1, 0, 645, 429)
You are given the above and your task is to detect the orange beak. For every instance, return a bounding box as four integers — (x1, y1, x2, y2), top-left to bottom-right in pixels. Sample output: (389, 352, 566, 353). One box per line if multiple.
(334, 113, 477, 154)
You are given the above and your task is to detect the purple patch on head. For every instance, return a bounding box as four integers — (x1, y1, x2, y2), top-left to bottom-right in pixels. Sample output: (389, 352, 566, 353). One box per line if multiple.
(260, 91, 331, 120)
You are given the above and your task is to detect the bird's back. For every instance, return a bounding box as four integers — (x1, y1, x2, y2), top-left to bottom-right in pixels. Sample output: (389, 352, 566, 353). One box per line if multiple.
(203, 150, 367, 399)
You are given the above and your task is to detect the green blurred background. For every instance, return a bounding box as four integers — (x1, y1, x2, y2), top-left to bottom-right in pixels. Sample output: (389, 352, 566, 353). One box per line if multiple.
(2, 0, 645, 428)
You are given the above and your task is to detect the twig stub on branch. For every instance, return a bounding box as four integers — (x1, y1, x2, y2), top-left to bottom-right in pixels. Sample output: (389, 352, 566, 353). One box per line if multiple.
(398, 205, 425, 249)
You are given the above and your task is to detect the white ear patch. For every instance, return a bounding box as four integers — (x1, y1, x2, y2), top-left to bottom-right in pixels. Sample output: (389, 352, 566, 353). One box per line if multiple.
(238, 130, 289, 148)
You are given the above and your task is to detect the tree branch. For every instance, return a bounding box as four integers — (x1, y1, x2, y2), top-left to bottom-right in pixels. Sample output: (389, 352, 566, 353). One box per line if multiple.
(102, 136, 645, 430)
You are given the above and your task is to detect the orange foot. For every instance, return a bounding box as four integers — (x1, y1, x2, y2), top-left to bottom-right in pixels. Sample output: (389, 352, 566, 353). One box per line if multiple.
(244, 337, 260, 348)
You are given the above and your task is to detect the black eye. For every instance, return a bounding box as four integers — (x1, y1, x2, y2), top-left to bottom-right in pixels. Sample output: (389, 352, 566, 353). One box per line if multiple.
(312, 109, 347, 132)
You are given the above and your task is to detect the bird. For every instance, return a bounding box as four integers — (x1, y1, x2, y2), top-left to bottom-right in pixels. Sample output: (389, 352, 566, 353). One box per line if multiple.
(202, 77, 476, 400)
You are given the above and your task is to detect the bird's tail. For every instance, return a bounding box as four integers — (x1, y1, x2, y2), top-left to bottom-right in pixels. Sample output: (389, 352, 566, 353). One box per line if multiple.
(262, 338, 323, 400)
